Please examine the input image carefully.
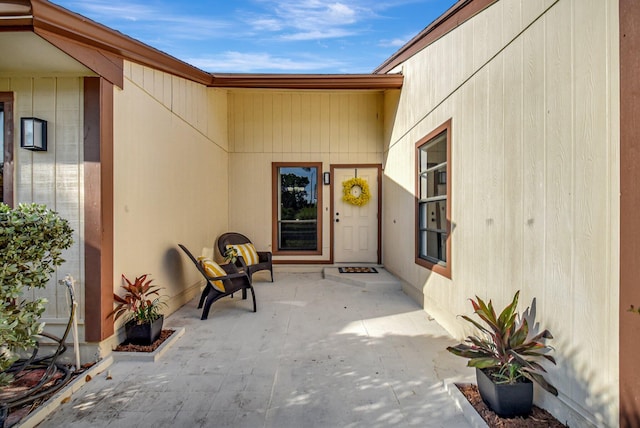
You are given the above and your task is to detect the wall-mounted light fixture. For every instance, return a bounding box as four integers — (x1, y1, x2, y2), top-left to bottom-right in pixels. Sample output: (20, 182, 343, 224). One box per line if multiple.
(21, 117, 47, 151)
(323, 172, 331, 185)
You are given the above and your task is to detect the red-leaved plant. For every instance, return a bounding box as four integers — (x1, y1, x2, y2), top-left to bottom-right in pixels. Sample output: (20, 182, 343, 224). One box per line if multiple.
(446, 290, 558, 395)
(109, 274, 165, 325)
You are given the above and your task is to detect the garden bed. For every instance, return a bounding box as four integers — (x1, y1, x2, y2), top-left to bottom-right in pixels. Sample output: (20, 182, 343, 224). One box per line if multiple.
(457, 383, 567, 428)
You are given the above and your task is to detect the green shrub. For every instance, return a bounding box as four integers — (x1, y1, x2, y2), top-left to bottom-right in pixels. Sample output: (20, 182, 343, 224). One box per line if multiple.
(0, 203, 73, 385)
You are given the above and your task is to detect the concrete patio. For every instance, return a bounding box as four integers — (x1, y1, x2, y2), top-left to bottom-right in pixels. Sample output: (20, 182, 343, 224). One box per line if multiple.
(39, 269, 475, 427)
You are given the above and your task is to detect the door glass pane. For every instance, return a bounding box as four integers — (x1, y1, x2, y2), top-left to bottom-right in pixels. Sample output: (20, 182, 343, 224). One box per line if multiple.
(278, 166, 318, 251)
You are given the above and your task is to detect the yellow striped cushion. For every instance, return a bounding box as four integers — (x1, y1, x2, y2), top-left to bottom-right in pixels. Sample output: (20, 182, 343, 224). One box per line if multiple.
(227, 243, 259, 266)
(197, 256, 226, 292)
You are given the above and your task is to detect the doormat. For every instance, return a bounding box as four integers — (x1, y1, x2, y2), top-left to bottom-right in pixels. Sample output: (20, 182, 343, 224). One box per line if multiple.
(338, 267, 378, 273)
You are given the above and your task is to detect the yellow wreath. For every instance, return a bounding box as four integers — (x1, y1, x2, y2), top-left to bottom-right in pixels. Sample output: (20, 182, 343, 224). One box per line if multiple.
(342, 177, 371, 206)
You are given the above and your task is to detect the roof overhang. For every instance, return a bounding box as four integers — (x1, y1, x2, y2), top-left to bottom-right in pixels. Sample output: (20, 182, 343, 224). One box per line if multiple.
(210, 73, 403, 90)
(0, 0, 211, 88)
(374, 0, 498, 74)
(0, 0, 403, 91)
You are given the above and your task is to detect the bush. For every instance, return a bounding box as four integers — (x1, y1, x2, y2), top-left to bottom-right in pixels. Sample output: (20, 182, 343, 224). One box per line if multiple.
(0, 203, 73, 384)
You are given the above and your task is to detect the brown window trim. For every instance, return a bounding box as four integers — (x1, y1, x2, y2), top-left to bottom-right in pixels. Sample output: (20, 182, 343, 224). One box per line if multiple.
(272, 162, 323, 256)
(1, 92, 14, 207)
(415, 119, 452, 279)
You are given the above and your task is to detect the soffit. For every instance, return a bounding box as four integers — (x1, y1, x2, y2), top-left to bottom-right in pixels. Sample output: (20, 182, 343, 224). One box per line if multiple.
(0, 31, 94, 75)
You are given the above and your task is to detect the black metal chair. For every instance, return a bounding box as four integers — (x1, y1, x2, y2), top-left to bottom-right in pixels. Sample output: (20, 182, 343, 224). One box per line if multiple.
(216, 232, 273, 283)
(178, 244, 256, 320)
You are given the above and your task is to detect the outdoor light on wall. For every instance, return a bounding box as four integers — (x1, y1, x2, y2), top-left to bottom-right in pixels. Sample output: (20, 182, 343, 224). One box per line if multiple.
(323, 172, 331, 185)
(20, 117, 47, 151)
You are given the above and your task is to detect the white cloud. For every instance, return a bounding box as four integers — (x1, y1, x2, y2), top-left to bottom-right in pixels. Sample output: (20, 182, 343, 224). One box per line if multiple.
(187, 51, 345, 73)
(280, 28, 356, 41)
(378, 37, 410, 48)
(57, 1, 232, 40)
(248, 17, 283, 32)
(60, 1, 154, 21)
(243, 0, 372, 40)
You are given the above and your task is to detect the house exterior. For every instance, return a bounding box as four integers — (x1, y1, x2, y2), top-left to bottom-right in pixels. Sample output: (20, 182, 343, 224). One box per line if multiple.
(1, 0, 638, 426)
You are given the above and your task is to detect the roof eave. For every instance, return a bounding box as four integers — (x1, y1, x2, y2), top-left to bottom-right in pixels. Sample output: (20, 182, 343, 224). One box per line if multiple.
(28, 0, 212, 86)
(211, 73, 403, 90)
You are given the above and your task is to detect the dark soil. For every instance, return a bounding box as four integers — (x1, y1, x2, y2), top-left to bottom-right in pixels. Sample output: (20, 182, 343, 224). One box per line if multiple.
(457, 384, 567, 428)
(113, 329, 174, 352)
(1, 363, 94, 428)
(2, 330, 174, 427)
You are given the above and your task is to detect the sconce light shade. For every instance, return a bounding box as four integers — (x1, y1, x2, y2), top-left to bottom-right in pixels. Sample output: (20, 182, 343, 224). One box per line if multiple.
(323, 171, 331, 185)
(21, 117, 47, 151)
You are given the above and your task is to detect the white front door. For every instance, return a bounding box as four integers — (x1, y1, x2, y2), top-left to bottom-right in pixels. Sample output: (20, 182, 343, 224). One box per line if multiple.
(333, 167, 379, 263)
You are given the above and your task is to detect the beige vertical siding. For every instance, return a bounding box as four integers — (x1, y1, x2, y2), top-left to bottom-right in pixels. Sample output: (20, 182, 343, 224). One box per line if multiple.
(0, 76, 85, 335)
(228, 90, 384, 261)
(383, 0, 619, 425)
(113, 62, 229, 315)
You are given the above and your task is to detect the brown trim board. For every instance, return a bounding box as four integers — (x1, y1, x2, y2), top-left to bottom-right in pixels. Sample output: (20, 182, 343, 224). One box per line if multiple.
(83, 77, 114, 342)
(212, 74, 403, 90)
(620, 0, 640, 425)
(1, 92, 14, 207)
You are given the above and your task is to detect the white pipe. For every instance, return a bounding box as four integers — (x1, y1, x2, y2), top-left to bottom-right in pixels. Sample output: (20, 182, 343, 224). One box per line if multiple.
(65, 275, 81, 371)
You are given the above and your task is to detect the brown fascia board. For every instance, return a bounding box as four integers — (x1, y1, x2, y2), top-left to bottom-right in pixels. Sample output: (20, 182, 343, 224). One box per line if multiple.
(210, 73, 403, 90)
(0, 0, 31, 16)
(27, 0, 212, 86)
(374, 0, 497, 74)
(0, 0, 32, 29)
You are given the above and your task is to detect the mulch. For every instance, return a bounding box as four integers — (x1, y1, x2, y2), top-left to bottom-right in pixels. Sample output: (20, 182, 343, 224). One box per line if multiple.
(1, 363, 94, 428)
(113, 329, 174, 352)
(457, 384, 567, 427)
(1, 330, 175, 427)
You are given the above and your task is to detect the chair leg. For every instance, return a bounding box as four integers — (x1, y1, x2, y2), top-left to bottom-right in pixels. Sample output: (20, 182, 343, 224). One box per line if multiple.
(201, 290, 224, 320)
(200, 296, 211, 320)
(242, 287, 247, 300)
(198, 284, 211, 309)
(270, 268, 274, 282)
(249, 286, 257, 312)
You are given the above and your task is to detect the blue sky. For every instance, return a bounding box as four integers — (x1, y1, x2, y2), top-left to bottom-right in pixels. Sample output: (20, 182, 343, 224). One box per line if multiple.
(51, 0, 457, 74)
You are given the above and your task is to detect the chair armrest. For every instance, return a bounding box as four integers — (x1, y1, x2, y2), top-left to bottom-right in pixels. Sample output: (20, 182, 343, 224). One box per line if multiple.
(257, 251, 272, 263)
(206, 271, 249, 282)
(206, 262, 250, 282)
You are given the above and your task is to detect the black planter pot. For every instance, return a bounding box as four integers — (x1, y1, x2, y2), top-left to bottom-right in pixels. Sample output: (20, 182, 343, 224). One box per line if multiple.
(124, 315, 163, 345)
(476, 367, 533, 418)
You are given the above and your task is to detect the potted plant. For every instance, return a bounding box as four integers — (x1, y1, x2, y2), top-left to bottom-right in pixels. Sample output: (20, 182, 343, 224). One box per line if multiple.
(446, 290, 558, 417)
(110, 274, 166, 345)
(223, 246, 239, 264)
